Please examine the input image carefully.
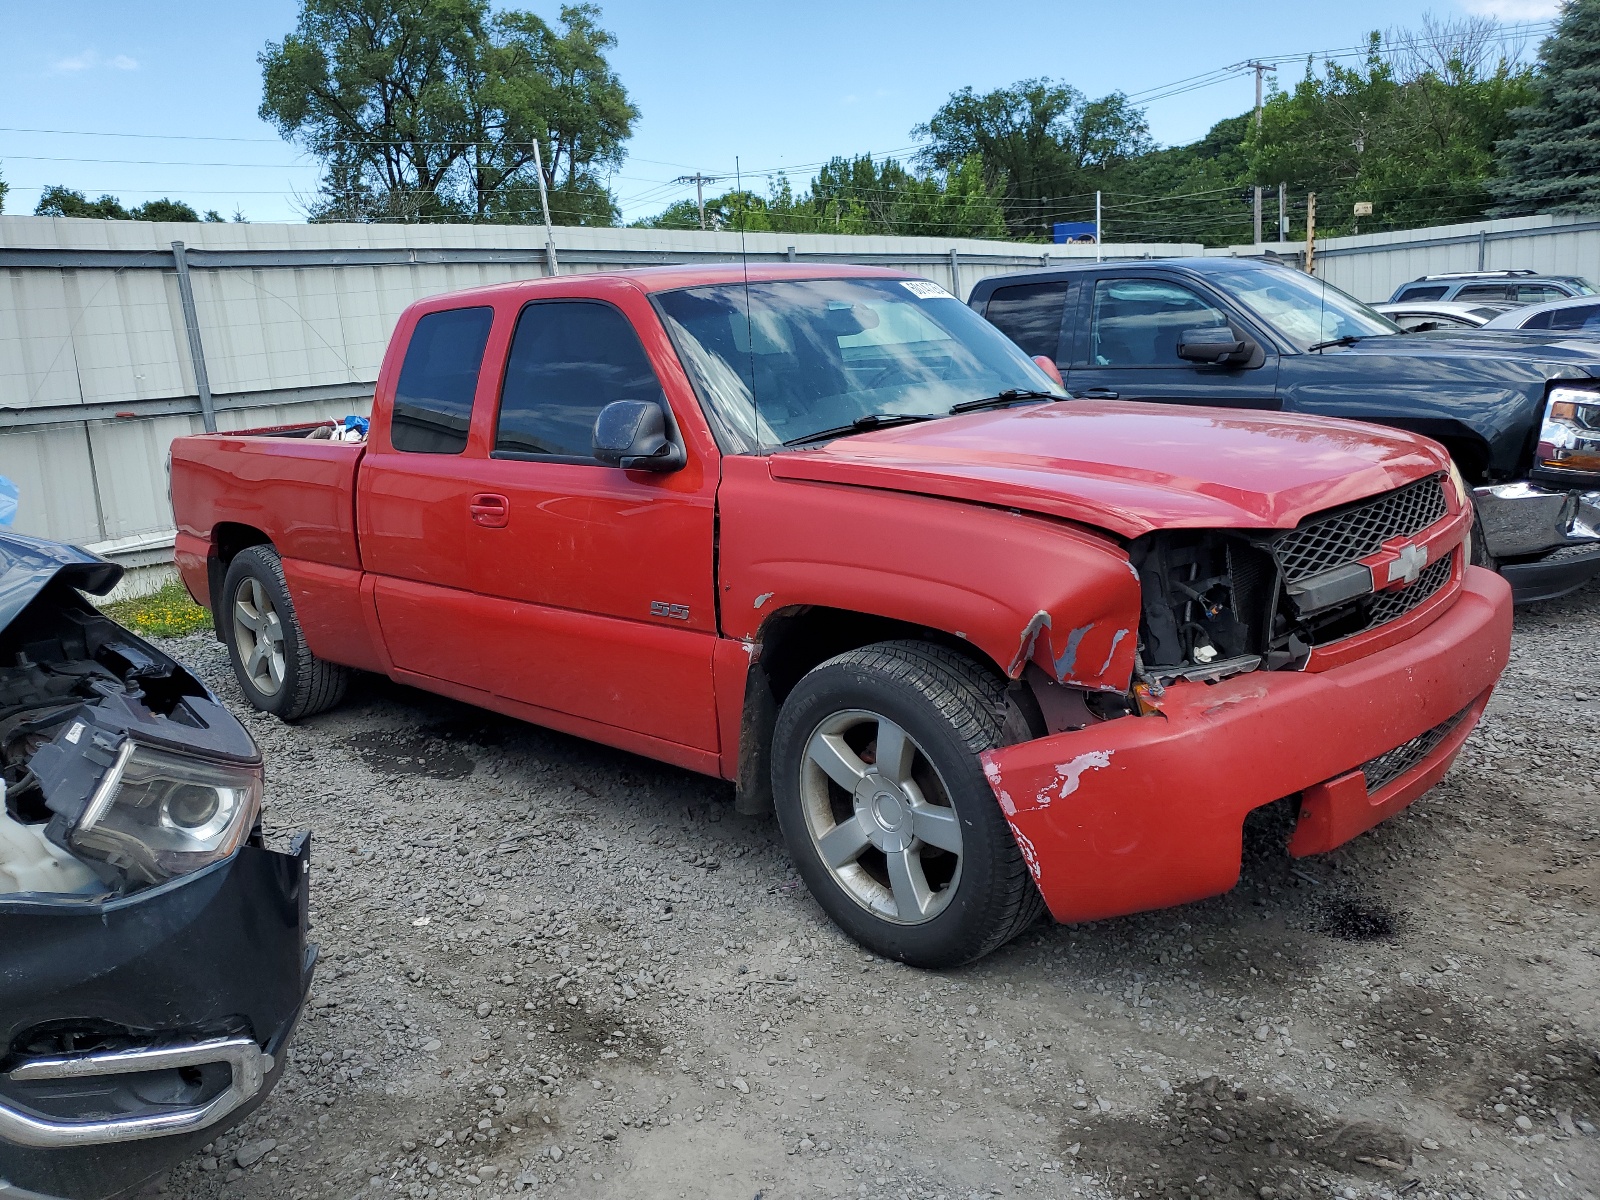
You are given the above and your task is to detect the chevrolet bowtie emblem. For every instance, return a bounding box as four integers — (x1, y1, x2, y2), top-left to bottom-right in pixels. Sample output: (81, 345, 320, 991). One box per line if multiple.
(1385, 542, 1428, 586)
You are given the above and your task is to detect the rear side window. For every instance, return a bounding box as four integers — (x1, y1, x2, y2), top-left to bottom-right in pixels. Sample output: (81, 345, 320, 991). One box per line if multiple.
(1396, 285, 1448, 302)
(1520, 310, 1554, 329)
(1455, 284, 1511, 301)
(391, 307, 495, 454)
(983, 283, 1068, 360)
(495, 301, 666, 461)
(1547, 303, 1600, 330)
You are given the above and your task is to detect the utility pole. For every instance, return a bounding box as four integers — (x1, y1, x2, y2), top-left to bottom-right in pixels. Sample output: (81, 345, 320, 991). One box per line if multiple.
(1278, 182, 1287, 241)
(1304, 192, 1317, 275)
(674, 173, 725, 231)
(531, 140, 558, 273)
(1244, 61, 1275, 245)
(1095, 190, 1102, 261)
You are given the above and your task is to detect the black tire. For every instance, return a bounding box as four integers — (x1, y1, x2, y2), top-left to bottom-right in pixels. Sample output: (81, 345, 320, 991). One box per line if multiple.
(1468, 505, 1497, 570)
(220, 545, 349, 721)
(770, 640, 1045, 969)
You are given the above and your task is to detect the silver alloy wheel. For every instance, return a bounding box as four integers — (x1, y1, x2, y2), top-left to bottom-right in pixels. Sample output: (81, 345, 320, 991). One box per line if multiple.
(798, 708, 963, 925)
(231, 576, 286, 697)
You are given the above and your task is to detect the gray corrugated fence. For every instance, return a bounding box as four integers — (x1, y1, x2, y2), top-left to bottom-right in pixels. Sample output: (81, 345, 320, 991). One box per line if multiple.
(0, 217, 1196, 593)
(3, 210, 1597, 596)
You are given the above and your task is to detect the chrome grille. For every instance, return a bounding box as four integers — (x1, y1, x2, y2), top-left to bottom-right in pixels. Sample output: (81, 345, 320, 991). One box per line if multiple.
(1359, 705, 1472, 795)
(1272, 475, 1448, 584)
(1361, 555, 1453, 629)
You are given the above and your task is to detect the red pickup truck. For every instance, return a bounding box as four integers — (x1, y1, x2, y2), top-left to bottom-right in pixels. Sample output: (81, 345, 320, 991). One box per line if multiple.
(170, 264, 1512, 967)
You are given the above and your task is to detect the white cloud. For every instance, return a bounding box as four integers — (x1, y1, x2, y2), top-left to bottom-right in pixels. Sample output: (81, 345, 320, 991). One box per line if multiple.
(52, 49, 139, 72)
(1457, 0, 1561, 18)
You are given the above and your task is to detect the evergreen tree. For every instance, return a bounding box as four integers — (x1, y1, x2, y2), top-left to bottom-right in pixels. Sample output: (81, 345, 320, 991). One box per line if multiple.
(1494, 0, 1600, 214)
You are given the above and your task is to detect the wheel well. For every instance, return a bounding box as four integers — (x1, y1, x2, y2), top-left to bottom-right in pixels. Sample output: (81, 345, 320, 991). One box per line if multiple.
(733, 606, 1014, 817)
(206, 524, 272, 626)
(1434, 436, 1491, 486)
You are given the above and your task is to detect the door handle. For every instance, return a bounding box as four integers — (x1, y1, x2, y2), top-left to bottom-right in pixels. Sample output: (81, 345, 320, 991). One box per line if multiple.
(1075, 388, 1120, 400)
(469, 494, 509, 529)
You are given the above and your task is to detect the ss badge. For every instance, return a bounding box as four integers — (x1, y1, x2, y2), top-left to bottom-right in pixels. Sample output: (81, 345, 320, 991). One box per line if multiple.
(650, 600, 690, 621)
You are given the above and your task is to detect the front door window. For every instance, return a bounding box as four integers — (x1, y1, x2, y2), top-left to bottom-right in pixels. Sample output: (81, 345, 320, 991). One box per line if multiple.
(1088, 279, 1232, 367)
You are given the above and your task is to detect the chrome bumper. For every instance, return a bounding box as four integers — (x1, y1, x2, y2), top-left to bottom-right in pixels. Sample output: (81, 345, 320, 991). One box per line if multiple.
(1472, 482, 1600, 559)
(0, 1038, 270, 1149)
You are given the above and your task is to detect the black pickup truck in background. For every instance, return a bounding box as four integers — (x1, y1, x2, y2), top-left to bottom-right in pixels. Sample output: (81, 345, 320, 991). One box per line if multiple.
(970, 258, 1600, 603)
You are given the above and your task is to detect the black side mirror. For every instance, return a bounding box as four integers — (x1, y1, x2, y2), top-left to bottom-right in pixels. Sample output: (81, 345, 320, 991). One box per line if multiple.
(1177, 326, 1257, 365)
(593, 400, 686, 472)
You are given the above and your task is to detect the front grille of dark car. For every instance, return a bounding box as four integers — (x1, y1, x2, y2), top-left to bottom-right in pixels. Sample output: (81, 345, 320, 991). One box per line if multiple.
(1271, 474, 1448, 584)
(1359, 704, 1473, 795)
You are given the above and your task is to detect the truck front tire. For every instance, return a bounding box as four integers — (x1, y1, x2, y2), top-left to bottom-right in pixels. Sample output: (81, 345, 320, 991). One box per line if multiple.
(771, 640, 1044, 969)
(220, 545, 349, 721)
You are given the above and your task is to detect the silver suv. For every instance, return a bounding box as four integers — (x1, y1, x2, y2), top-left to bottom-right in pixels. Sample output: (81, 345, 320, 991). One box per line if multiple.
(1388, 270, 1595, 305)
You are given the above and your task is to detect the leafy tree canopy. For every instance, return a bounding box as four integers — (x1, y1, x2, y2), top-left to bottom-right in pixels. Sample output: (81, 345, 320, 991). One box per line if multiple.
(913, 78, 1151, 236)
(34, 186, 226, 222)
(1248, 21, 1535, 238)
(1494, 0, 1600, 214)
(260, 0, 636, 224)
(633, 154, 1007, 240)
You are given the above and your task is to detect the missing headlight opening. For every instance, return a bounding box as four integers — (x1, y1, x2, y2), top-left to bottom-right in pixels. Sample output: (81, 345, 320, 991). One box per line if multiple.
(0, 579, 262, 897)
(1130, 475, 1456, 686)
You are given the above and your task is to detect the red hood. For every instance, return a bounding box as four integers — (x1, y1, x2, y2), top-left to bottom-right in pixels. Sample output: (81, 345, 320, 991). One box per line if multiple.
(767, 401, 1449, 539)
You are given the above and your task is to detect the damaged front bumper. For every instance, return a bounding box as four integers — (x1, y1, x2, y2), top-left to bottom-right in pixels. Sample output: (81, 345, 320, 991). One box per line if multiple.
(981, 567, 1511, 925)
(0, 835, 314, 1200)
(1474, 482, 1600, 602)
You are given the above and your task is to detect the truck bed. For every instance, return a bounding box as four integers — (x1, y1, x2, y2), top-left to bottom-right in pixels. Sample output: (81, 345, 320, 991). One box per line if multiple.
(170, 428, 365, 572)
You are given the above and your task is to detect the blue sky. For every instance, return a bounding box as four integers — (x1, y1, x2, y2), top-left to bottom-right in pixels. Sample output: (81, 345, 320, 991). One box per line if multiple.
(0, 0, 1561, 225)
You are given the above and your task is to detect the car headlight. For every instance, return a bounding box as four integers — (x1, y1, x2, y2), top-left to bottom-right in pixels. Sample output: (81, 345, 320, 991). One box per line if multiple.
(1536, 386, 1600, 475)
(70, 741, 262, 884)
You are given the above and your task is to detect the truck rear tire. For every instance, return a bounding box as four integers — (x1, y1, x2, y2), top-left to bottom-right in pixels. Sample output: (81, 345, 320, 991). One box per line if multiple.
(220, 545, 349, 721)
(770, 640, 1044, 969)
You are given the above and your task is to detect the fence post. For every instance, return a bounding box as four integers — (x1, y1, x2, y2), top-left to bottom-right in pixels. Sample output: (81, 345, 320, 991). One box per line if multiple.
(786, 245, 797, 262)
(949, 248, 961, 297)
(170, 241, 217, 433)
(1478, 228, 1488, 271)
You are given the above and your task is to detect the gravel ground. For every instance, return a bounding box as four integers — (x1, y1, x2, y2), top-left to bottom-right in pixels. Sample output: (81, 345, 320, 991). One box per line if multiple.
(145, 578, 1598, 1200)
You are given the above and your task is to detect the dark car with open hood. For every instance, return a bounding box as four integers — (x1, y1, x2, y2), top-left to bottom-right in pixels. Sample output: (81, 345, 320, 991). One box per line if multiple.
(0, 532, 313, 1200)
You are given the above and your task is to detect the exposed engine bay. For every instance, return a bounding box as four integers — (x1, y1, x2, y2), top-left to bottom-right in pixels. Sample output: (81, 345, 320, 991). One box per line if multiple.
(1129, 474, 1457, 686)
(0, 575, 261, 899)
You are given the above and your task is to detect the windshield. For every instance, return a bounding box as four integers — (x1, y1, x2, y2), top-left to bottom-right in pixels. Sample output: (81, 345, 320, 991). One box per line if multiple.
(653, 276, 1063, 449)
(1224, 265, 1400, 350)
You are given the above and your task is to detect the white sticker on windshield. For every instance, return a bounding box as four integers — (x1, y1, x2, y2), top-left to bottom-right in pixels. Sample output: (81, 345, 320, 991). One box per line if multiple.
(901, 280, 954, 300)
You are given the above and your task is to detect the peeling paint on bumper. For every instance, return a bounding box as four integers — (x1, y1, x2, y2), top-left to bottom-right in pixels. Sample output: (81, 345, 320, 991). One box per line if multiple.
(979, 567, 1512, 926)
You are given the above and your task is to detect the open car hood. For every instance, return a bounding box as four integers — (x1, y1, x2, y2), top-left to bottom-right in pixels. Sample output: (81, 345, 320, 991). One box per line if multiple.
(768, 400, 1450, 539)
(0, 533, 122, 634)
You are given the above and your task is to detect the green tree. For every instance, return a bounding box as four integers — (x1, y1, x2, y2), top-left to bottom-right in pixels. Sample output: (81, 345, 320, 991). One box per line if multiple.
(1249, 22, 1534, 237)
(914, 79, 1151, 236)
(1494, 0, 1600, 214)
(260, 0, 636, 224)
(36, 186, 131, 219)
(34, 187, 218, 222)
(634, 154, 1007, 240)
(0, 167, 8, 214)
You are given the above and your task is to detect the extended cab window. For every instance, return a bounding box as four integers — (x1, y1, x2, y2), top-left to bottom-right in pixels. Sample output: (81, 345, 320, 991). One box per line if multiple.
(1547, 303, 1600, 331)
(391, 307, 495, 454)
(1089, 279, 1230, 366)
(983, 282, 1067, 359)
(495, 300, 666, 461)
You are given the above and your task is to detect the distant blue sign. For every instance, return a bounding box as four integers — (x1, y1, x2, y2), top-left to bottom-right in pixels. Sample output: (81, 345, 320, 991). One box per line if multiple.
(1053, 222, 1099, 244)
